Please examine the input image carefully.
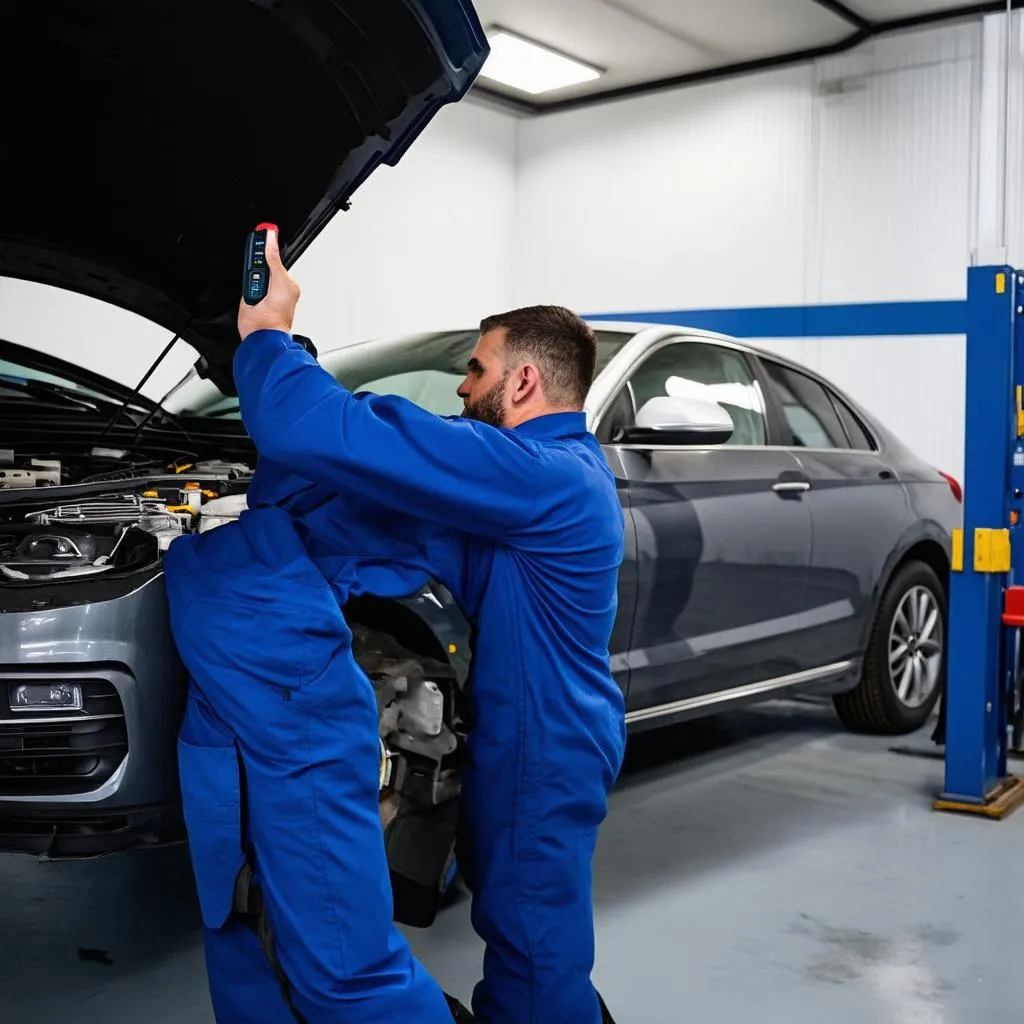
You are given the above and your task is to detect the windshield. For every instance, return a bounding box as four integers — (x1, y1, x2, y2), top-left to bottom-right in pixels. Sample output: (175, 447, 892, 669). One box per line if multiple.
(0, 355, 115, 405)
(169, 329, 635, 420)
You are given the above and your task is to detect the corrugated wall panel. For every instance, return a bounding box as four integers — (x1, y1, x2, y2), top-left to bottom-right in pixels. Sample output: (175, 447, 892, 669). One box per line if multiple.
(1004, 13, 1024, 265)
(811, 22, 981, 304)
(513, 65, 816, 313)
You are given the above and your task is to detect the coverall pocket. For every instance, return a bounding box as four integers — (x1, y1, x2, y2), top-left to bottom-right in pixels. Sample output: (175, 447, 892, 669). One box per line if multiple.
(177, 737, 246, 930)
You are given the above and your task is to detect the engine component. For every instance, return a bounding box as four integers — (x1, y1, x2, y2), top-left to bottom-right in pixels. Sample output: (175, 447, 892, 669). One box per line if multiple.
(378, 671, 457, 762)
(356, 626, 463, 806)
(0, 468, 35, 489)
(0, 453, 61, 488)
(27, 460, 61, 486)
(140, 515, 190, 552)
(0, 523, 131, 580)
(398, 678, 445, 738)
(185, 459, 251, 478)
(27, 497, 189, 553)
(380, 738, 393, 791)
(198, 492, 248, 532)
(389, 725, 458, 761)
(27, 494, 174, 524)
(1, 494, 192, 581)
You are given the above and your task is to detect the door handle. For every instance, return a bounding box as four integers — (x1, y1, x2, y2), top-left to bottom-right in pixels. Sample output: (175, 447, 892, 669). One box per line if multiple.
(772, 480, 811, 495)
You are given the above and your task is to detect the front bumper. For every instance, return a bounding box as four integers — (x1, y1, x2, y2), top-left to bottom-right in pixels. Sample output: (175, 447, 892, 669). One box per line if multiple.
(0, 571, 186, 856)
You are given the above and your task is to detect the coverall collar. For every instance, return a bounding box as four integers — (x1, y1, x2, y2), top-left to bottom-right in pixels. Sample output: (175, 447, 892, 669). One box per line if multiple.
(512, 411, 587, 441)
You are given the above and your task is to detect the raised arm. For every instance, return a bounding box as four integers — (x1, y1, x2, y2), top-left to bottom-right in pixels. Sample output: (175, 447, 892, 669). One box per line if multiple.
(234, 330, 546, 540)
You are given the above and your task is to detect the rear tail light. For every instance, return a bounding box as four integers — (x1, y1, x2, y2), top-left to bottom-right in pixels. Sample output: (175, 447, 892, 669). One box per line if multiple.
(939, 471, 963, 503)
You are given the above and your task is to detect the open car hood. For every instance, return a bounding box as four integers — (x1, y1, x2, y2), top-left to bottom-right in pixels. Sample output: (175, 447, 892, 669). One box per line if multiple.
(0, 1, 488, 391)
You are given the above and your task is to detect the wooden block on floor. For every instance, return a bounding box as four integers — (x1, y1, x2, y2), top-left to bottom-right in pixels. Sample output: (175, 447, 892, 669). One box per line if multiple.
(934, 774, 1024, 820)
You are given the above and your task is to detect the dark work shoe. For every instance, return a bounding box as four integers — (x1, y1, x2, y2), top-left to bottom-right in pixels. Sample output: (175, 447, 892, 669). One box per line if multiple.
(444, 993, 475, 1021)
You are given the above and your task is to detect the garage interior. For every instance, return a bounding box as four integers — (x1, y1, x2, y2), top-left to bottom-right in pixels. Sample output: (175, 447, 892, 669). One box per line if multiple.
(3, 1, 1024, 1022)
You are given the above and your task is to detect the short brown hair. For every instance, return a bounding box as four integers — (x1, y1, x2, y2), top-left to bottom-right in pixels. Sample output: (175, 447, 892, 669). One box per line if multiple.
(479, 305, 597, 408)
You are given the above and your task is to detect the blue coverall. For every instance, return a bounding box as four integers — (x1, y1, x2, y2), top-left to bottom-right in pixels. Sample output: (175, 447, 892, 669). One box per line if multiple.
(165, 329, 627, 1024)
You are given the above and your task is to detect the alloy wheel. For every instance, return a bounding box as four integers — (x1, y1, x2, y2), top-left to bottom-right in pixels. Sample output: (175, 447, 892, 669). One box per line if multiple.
(888, 585, 943, 709)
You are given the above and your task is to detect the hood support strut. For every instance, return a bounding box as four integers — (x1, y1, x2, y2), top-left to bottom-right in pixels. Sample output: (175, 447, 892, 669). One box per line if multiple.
(97, 323, 192, 445)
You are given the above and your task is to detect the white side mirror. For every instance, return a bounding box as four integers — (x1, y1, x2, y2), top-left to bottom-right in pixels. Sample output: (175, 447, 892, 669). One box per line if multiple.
(626, 396, 734, 445)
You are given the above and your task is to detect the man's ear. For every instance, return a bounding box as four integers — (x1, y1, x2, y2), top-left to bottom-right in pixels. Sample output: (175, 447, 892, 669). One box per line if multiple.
(513, 363, 541, 403)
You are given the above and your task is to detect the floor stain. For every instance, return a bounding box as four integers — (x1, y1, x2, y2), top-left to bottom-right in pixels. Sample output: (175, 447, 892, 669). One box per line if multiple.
(790, 912, 959, 999)
(914, 924, 960, 948)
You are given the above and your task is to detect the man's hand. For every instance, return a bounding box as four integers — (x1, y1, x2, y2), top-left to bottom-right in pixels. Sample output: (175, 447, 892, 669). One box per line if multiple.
(237, 227, 301, 342)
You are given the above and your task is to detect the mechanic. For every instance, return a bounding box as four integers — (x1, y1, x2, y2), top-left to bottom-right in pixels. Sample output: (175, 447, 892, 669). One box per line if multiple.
(164, 454, 460, 1016)
(164, 374, 467, 1013)
(165, 227, 625, 1024)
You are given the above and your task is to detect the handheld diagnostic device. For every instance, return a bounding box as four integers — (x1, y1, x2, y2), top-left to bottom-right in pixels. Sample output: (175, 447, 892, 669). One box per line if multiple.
(242, 222, 277, 305)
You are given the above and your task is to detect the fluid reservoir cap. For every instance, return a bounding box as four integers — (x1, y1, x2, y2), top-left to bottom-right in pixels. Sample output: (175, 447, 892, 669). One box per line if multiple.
(200, 493, 249, 518)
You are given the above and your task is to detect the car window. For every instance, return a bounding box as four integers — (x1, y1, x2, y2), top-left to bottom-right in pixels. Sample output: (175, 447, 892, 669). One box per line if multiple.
(762, 361, 848, 449)
(170, 330, 633, 419)
(612, 341, 767, 446)
(0, 357, 112, 404)
(832, 393, 876, 451)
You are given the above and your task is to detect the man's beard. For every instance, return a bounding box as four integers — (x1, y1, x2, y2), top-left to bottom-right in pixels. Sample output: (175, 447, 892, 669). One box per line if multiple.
(463, 372, 509, 427)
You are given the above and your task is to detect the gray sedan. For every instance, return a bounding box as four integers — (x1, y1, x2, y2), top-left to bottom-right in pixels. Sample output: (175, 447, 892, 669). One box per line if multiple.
(0, 322, 958, 922)
(175, 320, 960, 736)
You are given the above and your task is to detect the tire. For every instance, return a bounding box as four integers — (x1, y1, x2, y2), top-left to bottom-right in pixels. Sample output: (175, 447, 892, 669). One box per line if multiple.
(833, 560, 946, 734)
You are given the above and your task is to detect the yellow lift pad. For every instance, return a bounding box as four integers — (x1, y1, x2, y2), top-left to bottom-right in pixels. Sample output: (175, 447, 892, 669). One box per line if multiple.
(974, 527, 1011, 573)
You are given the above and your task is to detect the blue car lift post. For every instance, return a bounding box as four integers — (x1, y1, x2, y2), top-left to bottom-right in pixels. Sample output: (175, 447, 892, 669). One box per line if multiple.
(936, 265, 1024, 819)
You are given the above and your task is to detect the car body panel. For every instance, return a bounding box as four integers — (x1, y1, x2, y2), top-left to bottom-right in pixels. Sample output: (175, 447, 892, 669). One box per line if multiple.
(0, 573, 181, 807)
(612, 445, 817, 712)
(0, 564, 472, 856)
(789, 448, 912, 666)
(601, 447, 637, 697)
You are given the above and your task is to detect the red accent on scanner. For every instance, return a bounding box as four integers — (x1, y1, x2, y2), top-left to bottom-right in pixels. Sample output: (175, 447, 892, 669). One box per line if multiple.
(254, 222, 278, 233)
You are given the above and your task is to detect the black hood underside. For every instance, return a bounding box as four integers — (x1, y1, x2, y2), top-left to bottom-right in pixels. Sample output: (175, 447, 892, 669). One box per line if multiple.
(0, 1, 487, 390)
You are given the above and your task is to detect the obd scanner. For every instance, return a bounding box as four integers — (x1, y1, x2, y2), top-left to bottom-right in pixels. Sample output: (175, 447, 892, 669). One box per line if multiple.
(242, 222, 277, 305)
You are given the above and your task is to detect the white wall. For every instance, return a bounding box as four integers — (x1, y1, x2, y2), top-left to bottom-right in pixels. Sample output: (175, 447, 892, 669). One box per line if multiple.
(291, 97, 517, 350)
(514, 62, 816, 313)
(513, 20, 994, 482)
(0, 98, 518, 400)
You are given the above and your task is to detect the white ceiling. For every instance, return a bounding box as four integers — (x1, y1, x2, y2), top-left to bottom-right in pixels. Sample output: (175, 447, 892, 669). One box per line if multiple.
(470, 0, 998, 111)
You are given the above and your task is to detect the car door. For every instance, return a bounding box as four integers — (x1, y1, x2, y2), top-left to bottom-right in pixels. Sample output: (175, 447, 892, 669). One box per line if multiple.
(605, 451, 639, 700)
(595, 338, 818, 720)
(755, 357, 910, 666)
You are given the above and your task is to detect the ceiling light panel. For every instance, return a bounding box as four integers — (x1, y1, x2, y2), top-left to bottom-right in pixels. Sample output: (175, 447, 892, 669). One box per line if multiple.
(468, 0, 734, 99)
(480, 28, 603, 94)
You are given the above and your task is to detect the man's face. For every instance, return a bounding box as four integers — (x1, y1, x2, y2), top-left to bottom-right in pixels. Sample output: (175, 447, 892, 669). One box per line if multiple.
(458, 329, 510, 427)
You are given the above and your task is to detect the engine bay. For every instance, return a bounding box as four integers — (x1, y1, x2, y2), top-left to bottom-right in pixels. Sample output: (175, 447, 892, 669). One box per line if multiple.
(0, 446, 468, 924)
(0, 448, 253, 582)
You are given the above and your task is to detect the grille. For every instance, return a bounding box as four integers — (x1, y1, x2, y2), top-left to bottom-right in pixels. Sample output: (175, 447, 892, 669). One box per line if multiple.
(0, 680, 128, 796)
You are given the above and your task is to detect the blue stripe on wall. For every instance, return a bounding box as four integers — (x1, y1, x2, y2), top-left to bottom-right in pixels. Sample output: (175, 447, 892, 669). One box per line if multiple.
(585, 300, 967, 338)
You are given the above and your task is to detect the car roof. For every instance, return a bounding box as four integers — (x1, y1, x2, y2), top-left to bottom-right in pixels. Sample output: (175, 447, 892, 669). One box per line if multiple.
(316, 320, 746, 361)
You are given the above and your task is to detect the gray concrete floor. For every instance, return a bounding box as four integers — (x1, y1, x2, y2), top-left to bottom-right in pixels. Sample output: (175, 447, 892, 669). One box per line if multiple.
(2, 700, 1022, 1023)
